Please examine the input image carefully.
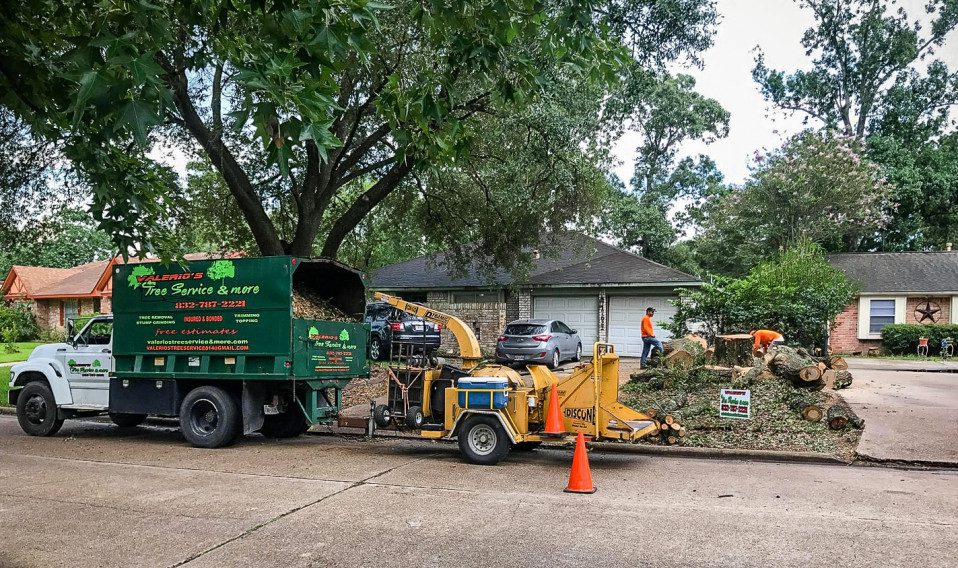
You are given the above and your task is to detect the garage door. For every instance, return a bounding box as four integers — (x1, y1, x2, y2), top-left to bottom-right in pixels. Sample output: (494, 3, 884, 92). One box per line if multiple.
(532, 296, 599, 348)
(607, 296, 678, 356)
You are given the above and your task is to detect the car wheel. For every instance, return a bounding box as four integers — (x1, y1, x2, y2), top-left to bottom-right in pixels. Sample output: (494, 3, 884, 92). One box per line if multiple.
(457, 414, 511, 465)
(179, 386, 241, 448)
(259, 409, 309, 438)
(16, 382, 64, 437)
(548, 349, 561, 370)
(369, 337, 382, 360)
(109, 412, 147, 428)
(573, 343, 582, 362)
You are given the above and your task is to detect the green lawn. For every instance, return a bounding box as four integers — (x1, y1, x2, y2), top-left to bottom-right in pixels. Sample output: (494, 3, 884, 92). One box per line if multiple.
(0, 342, 41, 365)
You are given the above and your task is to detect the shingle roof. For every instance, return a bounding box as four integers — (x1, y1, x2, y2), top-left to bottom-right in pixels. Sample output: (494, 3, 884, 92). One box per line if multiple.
(828, 252, 958, 293)
(31, 260, 112, 296)
(7, 266, 78, 295)
(372, 234, 700, 290)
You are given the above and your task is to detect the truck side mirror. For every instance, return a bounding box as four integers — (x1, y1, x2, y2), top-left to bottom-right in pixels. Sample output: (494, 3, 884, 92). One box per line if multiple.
(65, 320, 75, 344)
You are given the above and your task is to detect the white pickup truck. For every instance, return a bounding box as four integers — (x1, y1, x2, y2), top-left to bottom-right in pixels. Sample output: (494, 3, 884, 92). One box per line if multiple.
(7, 314, 145, 436)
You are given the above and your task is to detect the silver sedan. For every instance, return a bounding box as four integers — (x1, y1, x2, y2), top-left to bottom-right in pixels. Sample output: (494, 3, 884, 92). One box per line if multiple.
(494, 319, 582, 369)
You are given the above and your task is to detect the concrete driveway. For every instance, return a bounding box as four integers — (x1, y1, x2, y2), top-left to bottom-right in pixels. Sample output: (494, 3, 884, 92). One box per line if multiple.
(1, 415, 956, 568)
(843, 358, 958, 465)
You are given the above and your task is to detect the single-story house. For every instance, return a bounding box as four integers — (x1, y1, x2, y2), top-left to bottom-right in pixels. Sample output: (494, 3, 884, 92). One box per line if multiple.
(828, 252, 958, 353)
(372, 233, 702, 356)
(2, 253, 240, 332)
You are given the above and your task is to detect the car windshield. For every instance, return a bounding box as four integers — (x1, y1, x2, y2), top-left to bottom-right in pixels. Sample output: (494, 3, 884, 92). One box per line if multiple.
(504, 324, 546, 335)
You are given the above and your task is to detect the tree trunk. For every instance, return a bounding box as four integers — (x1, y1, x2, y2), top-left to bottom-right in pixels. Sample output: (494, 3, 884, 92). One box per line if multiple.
(769, 345, 822, 385)
(715, 334, 754, 367)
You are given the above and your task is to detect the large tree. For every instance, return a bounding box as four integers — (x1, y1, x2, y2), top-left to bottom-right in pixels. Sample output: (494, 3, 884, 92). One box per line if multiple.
(752, 0, 958, 139)
(0, 0, 718, 264)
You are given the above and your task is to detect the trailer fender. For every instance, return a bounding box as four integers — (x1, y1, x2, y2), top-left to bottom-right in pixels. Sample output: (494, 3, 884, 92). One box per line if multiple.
(9, 359, 73, 406)
(241, 381, 267, 435)
(450, 410, 518, 444)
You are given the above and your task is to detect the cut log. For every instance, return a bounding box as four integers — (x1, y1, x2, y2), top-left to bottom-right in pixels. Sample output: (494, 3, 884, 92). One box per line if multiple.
(822, 369, 837, 389)
(790, 397, 824, 422)
(704, 347, 715, 362)
(663, 414, 675, 425)
(769, 346, 822, 386)
(826, 404, 849, 430)
(715, 334, 755, 367)
(646, 408, 658, 419)
(832, 370, 853, 390)
(677, 427, 687, 438)
(828, 355, 848, 370)
(798, 365, 823, 382)
(666, 435, 678, 445)
(665, 349, 694, 370)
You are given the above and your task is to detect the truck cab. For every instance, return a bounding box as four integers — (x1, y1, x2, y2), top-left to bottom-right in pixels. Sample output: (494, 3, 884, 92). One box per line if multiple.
(9, 315, 117, 435)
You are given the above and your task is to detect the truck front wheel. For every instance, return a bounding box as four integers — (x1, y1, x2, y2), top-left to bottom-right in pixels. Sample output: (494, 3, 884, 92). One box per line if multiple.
(457, 414, 511, 465)
(180, 386, 241, 448)
(16, 382, 64, 437)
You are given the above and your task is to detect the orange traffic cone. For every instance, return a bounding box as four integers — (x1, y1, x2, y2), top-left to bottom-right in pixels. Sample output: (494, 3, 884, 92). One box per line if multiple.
(564, 432, 596, 494)
(543, 383, 565, 436)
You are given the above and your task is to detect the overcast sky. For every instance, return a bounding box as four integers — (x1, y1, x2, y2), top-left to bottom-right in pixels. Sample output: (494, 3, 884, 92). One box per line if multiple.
(610, 0, 958, 186)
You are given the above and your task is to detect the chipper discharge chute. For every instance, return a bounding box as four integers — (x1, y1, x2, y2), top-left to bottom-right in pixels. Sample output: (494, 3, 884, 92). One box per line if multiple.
(370, 292, 659, 464)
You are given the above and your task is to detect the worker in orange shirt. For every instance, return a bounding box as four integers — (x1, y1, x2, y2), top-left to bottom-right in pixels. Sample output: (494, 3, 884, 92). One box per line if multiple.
(640, 307, 662, 368)
(751, 329, 784, 354)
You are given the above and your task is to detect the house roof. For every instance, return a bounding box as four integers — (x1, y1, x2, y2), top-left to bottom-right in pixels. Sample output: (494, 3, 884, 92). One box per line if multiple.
(2, 252, 246, 300)
(371, 233, 700, 290)
(828, 252, 958, 293)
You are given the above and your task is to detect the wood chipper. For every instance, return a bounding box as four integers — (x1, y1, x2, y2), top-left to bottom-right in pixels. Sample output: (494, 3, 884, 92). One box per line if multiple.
(370, 293, 659, 464)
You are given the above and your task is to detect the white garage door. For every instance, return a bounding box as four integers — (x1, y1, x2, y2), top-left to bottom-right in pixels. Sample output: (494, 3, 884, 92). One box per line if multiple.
(532, 296, 599, 347)
(607, 296, 678, 356)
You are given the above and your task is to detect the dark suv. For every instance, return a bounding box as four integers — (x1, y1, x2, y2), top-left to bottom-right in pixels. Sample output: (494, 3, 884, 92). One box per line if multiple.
(365, 301, 442, 360)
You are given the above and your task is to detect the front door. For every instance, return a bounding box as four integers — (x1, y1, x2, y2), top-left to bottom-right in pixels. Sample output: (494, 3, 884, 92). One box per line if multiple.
(61, 319, 114, 409)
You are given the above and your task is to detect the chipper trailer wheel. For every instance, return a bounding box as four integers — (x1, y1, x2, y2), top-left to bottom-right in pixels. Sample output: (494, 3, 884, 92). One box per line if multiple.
(180, 386, 241, 448)
(457, 414, 511, 465)
(16, 382, 64, 437)
(373, 404, 392, 428)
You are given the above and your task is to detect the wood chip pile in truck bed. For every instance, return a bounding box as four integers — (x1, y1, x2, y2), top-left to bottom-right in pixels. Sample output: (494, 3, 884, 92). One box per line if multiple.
(292, 288, 359, 322)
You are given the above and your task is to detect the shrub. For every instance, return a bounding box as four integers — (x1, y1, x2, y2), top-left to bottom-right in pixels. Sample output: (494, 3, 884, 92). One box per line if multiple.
(667, 241, 858, 348)
(38, 328, 67, 343)
(881, 324, 958, 355)
(0, 301, 39, 342)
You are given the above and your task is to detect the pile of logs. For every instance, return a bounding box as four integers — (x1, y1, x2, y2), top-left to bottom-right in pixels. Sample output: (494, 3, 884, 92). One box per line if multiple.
(647, 408, 686, 445)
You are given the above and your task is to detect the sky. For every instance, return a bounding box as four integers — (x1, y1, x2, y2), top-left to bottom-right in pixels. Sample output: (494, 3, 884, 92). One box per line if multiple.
(610, 0, 958, 186)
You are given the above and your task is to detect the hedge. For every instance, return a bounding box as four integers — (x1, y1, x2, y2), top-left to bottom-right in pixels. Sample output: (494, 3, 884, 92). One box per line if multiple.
(880, 324, 958, 355)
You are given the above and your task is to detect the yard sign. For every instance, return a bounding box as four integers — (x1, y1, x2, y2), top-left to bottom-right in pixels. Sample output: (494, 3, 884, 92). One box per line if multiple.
(719, 389, 751, 420)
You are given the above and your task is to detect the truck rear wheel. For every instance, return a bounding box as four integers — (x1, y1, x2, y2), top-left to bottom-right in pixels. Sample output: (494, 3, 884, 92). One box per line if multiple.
(110, 413, 147, 428)
(259, 409, 309, 438)
(16, 382, 64, 437)
(457, 414, 511, 465)
(180, 386, 241, 448)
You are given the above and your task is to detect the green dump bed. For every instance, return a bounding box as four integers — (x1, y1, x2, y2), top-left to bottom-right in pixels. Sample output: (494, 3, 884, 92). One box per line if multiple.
(112, 256, 369, 382)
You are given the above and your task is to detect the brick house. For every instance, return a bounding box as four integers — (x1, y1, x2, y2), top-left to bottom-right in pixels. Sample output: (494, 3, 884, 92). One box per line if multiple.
(371, 234, 702, 356)
(828, 252, 958, 353)
(2, 253, 239, 332)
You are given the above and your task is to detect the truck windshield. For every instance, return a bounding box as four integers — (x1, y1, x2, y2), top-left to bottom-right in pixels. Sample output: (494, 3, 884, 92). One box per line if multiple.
(504, 324, 546, 336)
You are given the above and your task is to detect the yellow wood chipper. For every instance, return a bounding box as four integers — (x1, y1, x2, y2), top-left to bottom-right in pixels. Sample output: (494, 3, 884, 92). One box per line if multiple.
(371, 293, 660, 464)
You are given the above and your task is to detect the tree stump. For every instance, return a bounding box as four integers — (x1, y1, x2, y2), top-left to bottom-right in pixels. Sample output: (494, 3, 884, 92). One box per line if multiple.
(715, 334, 754, 367)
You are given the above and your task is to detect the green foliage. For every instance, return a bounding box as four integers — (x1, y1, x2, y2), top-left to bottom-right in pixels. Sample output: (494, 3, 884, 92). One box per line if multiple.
(693, 131, 890, 275)
(669, 241, 858, 347)
(752, 0, 958, 139)
(880, 324, 958, 355)
(0, 207, 113, 277)
(38, 328, 66, 343)
(71, 313, 102, 332)
(0, 0, 718, 265)
(0, 301, 40, 342)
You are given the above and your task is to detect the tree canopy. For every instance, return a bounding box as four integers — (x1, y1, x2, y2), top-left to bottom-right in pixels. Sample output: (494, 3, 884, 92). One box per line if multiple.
(0, 0, 719, 269)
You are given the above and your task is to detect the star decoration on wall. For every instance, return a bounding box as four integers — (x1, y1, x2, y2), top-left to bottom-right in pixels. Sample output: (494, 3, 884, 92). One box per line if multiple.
(915, 301, 941, 323)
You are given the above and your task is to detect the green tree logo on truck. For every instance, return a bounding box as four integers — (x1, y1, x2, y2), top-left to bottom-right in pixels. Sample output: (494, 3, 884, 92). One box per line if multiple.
(207, 260, 236, 283)
(308, 326, 320, 338)
(127, 266, 155, 289)
(339, 329, 350, 341)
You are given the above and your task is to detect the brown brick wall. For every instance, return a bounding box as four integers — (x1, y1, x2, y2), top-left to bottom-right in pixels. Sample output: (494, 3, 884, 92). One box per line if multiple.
(830, 295, 956, 354)
(425, 291, 506, 356)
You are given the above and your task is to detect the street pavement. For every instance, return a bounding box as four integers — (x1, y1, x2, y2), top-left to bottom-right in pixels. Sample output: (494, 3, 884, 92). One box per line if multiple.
(844, 359, 958, 465)
(0, 415, 955, 568)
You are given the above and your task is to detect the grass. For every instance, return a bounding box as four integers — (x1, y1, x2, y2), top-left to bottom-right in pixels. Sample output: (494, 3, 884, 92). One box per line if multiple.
(622, 366, 861, 460)
(0, 342, 41, 364)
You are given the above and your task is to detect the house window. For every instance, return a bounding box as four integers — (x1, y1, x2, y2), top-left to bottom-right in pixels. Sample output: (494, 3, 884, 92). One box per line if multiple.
(453, 291, 498, 304)
(869, 299, 896, 333)
(63, 300, 79, 324)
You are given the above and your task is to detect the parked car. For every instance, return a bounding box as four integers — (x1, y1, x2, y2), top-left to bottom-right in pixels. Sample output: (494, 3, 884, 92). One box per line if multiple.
(495, 319, 582, 369)
(365, 301, 442, 360)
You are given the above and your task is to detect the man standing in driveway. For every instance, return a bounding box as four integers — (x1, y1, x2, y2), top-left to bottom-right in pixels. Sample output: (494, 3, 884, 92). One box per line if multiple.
(640, 307, 662, 368)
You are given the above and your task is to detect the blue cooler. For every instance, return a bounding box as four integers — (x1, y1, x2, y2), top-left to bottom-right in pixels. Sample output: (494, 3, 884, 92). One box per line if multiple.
(457, 377, 509, 409)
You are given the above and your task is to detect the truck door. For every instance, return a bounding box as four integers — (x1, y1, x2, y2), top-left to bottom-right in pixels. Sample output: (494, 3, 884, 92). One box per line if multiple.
(61, 319, 114, 409)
